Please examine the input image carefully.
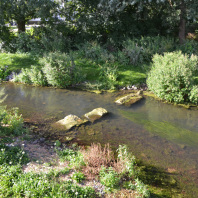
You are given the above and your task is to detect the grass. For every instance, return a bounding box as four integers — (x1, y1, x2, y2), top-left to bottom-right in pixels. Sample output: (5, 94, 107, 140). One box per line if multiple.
(0, 53, 41, 73)
(0, 53, 147, 89)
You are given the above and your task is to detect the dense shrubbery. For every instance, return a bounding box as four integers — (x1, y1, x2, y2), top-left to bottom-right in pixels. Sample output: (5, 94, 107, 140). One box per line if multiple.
(13, 52, 86, 88)
(147, 51, 198, 104)
(122, 36, 175, 65)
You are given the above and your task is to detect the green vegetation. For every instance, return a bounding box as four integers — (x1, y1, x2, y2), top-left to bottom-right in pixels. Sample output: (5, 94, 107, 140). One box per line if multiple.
(147, 51, 198, 104)
(0, 88, 26, 136)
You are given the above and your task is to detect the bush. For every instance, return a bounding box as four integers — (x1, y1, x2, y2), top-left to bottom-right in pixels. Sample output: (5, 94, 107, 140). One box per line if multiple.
(42, 52, 85, 88)
(176, 39, 198, 56)
(13, 68, 32, 84)
(121, 36, 175, 65)
(189, 85, 198, 105)
(28, 66, 47, 86)
(98, 63, 118, 90)
(147, 51, 198, 104)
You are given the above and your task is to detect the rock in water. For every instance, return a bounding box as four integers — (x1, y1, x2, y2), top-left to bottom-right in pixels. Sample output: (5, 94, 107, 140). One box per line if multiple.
(84, 107, 108, 122)
(54, 114, 88, 131)
(115, 92, 143, 106)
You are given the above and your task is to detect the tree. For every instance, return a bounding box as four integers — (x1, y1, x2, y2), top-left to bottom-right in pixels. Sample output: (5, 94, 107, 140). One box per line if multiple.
(0, 0, 57, 32)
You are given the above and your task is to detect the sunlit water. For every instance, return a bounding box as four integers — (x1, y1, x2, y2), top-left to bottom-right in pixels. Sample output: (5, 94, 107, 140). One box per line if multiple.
(1, 82, 198, 197)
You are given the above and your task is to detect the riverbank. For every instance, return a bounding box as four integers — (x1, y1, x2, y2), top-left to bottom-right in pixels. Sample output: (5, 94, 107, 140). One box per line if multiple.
(0, 53, 147, 90)
(1, 83, 198, 197)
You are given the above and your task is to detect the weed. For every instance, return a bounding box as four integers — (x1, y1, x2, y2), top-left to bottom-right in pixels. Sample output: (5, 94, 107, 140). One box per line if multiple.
(100, 166, 120, 192)
(71, 171, 85, 183)
(57, 147, 85, 169)
(80, 143, 115, 179)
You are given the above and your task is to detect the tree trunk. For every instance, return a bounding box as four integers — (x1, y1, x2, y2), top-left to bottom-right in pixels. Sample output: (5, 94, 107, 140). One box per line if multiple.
(17, 20, 26, 32)
(178, 0, 186, 44)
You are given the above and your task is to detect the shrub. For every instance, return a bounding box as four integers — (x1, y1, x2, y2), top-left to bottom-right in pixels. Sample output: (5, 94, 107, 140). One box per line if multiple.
(147, 51, 198, 104)
(135, 178, 150, 198)
(121, 36, 175, 65)
(13, 68, 32, 84)
(28, 66, 47, 86)
(176, 39, 198, 56)
(42, 52, 72, 88)
(189, 85, 198, 105)
(77, 41, 106, 62)
(98, 63, 118, 90)
(80, 143, 115, 179)
(115, 145, 136, 177)
(42, 52, 85, 88)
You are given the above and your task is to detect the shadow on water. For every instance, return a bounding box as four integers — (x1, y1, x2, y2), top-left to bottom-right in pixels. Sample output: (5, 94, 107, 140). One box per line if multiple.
(135, 160, 181, 198)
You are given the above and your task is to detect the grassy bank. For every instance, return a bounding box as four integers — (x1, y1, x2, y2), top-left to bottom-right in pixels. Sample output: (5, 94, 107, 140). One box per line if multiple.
(0, 52, 147, 90)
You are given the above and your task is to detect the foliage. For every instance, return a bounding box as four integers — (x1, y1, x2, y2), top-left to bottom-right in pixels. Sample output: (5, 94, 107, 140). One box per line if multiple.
(135, 178, 150, 198)
(71, 171, 85, 183)
(0, 65, 9, 81)
(42, 52, 85, 88)
(147, 51, 198, 104)
(0, 144, 29, 165)
(13, 68, 32, 84)
(98, 63, 118, 90)
(176, 39, 198, 56)
(13, 32, 40, 53)
(0, 0, 57, 32)
(116, 145, 136, 177)
(28, 66, 47, 86)
(0, 106, 26, 136)
(57, 148, 85, 169)
(100, 166, 120, 192)
(189, 85, 198, 105)
(0, 165, 96, 198)
(121, 36, 175, 65)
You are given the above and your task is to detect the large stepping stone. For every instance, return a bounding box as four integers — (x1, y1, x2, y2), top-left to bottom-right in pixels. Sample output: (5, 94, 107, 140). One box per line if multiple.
(115, 91, 143, 106)
(84, 107, 108, 122)
(53, 114, 88, 131)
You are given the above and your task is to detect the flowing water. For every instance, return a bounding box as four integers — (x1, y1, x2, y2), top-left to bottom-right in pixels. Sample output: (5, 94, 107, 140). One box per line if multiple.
(1, 82, 198, 197)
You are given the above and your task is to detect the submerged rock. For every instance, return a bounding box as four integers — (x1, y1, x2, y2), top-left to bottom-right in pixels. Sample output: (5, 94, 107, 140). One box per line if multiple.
(84, 107, 108, 122)
(53, 114, 88, 131)
(115, 92, 143, 106)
